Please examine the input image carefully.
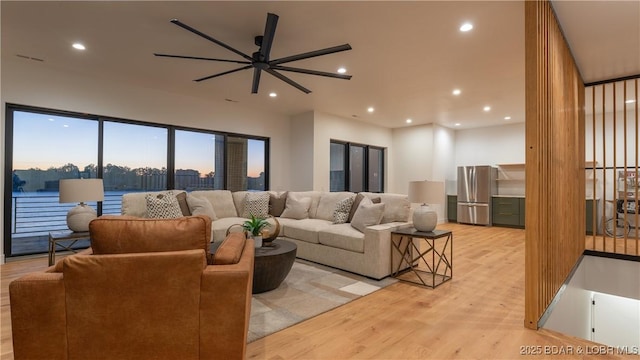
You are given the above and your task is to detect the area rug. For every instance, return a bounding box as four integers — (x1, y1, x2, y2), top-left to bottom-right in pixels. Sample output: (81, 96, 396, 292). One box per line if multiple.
(248, 259, 397, 342)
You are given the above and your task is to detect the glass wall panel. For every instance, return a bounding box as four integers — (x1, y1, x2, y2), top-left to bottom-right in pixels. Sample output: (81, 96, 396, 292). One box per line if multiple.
(226, 136, 266, 191)
(102, 121, 168, 213)
(330, 142, 346, 191)
(349, 145, 365, 193)
(11, 111, 98, 255)
(175, 130, 224, 190)
(368, 147, 384, 193)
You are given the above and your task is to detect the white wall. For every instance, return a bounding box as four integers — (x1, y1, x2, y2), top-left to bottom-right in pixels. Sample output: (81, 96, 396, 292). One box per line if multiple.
(455, 122, 526, 167)
(289, 112, 315, 191)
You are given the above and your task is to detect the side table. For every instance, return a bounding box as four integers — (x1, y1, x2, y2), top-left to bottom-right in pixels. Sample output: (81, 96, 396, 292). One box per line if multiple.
(48, 230, 91, 266)
(252, 239, 297, 294)
(391, 228, 453, 288)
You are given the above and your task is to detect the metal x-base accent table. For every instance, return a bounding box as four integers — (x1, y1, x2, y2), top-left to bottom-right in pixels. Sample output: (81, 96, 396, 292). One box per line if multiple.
(391, 228, 453, 288)
(48, 230, 91, 266)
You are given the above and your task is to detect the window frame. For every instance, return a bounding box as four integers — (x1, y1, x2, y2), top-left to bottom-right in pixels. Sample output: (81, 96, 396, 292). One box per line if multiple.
(329, 140, 385, 193)
(4, 103, 270, 257)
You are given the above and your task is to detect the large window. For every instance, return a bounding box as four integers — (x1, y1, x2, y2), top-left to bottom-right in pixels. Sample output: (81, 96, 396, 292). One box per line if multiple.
(4, 104, 270, 257)
(174, 130, 224, 191)
(330, 140, 384, 193)
(103, 121, 168, 193)
(9, 110, 98, 255)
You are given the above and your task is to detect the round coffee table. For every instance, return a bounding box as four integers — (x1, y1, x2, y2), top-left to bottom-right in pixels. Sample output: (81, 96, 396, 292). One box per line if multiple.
(253, 239, 297, 294)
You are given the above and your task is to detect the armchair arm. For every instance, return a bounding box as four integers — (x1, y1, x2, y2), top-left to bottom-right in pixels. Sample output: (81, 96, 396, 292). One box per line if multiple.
(199, 239, 254, 360)
(9, 272, 67, 360)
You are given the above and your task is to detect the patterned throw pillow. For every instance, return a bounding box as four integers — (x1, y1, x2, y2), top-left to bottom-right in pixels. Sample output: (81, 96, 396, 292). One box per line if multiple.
(242, 192, 270, 218)
(333, 197, 354, 224)
(145, 192, 183, 219)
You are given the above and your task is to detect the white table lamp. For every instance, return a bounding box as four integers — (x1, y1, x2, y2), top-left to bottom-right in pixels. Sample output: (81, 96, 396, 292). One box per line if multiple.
(408, 180, 445, 232)
(59, 179, 104, 232)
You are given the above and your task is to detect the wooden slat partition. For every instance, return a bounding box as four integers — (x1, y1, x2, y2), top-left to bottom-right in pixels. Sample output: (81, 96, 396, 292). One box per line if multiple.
(524, 0, 586, 329)
(586, 78, 639, 256)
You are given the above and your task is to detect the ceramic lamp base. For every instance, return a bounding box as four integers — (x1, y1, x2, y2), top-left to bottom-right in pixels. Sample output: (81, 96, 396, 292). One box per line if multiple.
(413, 205, 437, 232)
(67, 203, 97, 232)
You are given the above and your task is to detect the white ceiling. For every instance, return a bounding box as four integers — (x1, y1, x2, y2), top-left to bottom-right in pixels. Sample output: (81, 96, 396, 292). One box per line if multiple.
(1, 1, 638, 129)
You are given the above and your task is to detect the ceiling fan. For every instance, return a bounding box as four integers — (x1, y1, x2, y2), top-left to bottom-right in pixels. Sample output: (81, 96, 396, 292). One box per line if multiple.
(154, 12, 352, 94)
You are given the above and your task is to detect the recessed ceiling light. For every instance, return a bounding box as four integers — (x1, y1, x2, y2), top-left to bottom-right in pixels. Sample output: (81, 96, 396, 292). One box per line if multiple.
(626, 99, 636, 104)
(63, 124, 69, 128)
(483, 106, 491, 112)
(269, 92, 277, 98)
(504, 116, 511, 120)
(367, 107, 374, 113)
(48, 118, 55, 122)
(452, 89, 461, 96)
(72, 43, 86, 50)
(406, 118, 412, 124)
(460, 23, 473, 32)
(454, 123, 461, 127)
(337, 67, 347, 74)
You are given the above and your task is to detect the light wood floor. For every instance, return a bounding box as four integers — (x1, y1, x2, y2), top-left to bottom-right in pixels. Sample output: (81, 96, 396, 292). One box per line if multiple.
(1, 224, 634, 359)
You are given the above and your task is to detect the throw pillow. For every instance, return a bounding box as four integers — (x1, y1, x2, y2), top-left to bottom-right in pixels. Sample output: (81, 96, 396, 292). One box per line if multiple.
(347, 193, 366, 223)
(186, 195, 217, 221)
(269, 191, 288, 217)
(145, 192, 183, 219)
(333, 196, 354, 224)
(175, 192, 191, 216)
(280, 196, 312, 220)
(243, 192, 270, 218)
(350, 200, 386, 233)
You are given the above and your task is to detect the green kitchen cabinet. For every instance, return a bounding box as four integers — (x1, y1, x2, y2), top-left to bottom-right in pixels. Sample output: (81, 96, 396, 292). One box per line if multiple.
(447, 195, 457, 222)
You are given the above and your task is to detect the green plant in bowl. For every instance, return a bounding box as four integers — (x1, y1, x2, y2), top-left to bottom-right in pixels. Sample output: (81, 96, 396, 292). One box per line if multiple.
(242, 215, 270, 237)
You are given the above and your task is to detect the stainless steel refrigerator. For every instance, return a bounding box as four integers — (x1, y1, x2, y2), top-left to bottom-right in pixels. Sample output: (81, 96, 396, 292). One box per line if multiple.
(457, 166, 497, 225)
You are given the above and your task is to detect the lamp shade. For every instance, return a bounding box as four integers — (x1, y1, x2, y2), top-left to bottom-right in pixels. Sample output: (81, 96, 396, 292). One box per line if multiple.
(408, 180, 444, 205)
(59, 179, 104, 232)
(59, 179, 104, 203)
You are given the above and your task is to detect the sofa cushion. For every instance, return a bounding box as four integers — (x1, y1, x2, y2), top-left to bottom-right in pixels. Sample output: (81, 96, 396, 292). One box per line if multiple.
(347, 193, 365, 223)
(242, 192, 270, 218)
(281, 195, 311, 220)
(212, 232, 246, 265)
(89, 215, 211, 255)
(281, 218, 332, 244)
(333, 196, 354, 224)
(186, 194, 217, 221)
(287, 191, 323, 218)
(145, 192, 183, 219)
(190, 190, 237, 218)
(316, 192, 354, 221)
(268, 191, 288, 217)
(122, 190, 186, 218)
(362, 192, 410, 223)
(318, 224, 365, 253)
(351, 198, 386, 233)
(175, 192, 191, 216)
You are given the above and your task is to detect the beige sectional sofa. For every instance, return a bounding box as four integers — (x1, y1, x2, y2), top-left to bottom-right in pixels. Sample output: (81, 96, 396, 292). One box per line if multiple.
(121, 190, 412, 280)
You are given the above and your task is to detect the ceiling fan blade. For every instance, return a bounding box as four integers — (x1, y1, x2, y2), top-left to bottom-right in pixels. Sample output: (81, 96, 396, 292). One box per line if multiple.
(269, 44, 352, 66)
(154, 53, 251, 64)
(252, 68, 262, 94)
(265, 69, 311, 94)
(271, 65, 352, 80)
(194, 65, 253, 82)
(170, 19, 253, 62)
(259, 13, 279, 62)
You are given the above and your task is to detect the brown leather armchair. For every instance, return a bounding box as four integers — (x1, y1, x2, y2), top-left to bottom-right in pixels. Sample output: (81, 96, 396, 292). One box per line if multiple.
(10, 215, 254, 360)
